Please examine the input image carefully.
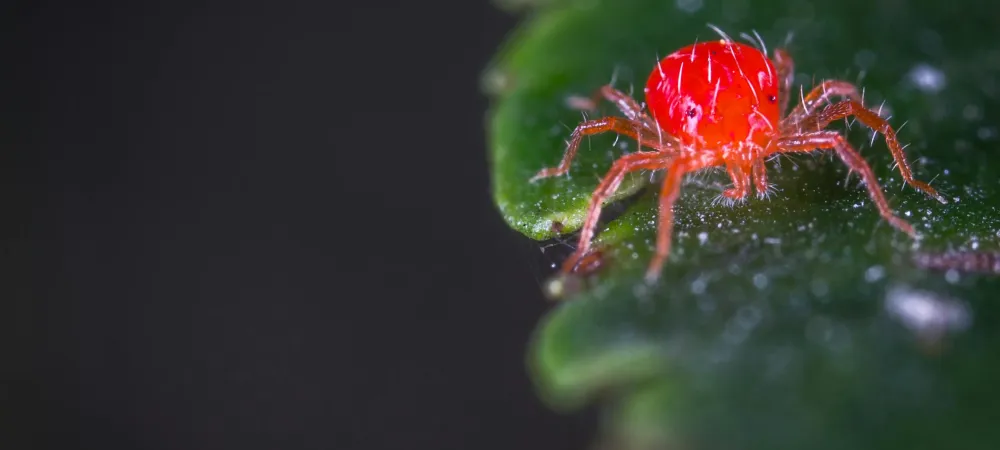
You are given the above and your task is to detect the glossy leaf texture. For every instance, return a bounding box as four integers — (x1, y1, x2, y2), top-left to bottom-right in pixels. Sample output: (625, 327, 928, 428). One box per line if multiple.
(485, 0, 1000, 449)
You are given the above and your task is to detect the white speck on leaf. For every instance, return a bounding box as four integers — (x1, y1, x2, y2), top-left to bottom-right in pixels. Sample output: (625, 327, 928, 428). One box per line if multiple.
(885, 286, 971, 339)
(963, 104, 981, 121)
(675, 0, 703, 13)
(691, 276, 708, 295)
(810, 279, 829, 297)
(978, 126, 997, 140)
(865, 265, 886, 283)
(945, 269, 960, 284)
(853, 49, 877, 69)
(907, 63, 946, 93)
(752, 273, 769, 290)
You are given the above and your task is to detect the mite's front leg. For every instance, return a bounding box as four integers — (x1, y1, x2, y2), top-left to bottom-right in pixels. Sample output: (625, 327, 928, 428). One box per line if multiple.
(801, 100, 947, 204)
(721, 164, 751, 200)
(752, 159, 771, 198)
(566, 84, 660, 133)
(560, 153, 672, 274)
(646, 162, 689, 282)
(774, 131, 916, 236)
(531, 116, 654, 181)
(782, 80, 863, 130)
(773, 48, 795, 117)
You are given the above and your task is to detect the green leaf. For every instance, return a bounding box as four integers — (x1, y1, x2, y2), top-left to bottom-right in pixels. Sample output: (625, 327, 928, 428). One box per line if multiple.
(485, 0, 1000, 448)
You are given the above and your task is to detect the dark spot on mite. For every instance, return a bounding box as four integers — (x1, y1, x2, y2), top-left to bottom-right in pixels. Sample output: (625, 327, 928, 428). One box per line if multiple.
(711, 50, 717, 55)
(686, 107, 697, 118)
(767, 94, 777, 104)
(550, 221, 564, 233)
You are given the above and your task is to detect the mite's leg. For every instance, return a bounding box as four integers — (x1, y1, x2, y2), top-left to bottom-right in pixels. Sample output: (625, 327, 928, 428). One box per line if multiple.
(773, 48, 795, 117)
(793, 100, 947, 203)
(752, 158, 771, 198)
(593, 85, 661, 152)
(561, 153, 671, 274)
(773, 131, 916, 236)
(782, 80, 862, 129)
(531, 116, 673, 181)
(597, 85, 660, 131)
(722, 164, 751, 200)
(646, 162, 688, 282)
(567, 85, 660, 132)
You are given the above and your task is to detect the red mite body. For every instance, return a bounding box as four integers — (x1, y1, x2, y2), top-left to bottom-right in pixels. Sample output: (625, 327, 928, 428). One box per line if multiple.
(532, 34, 948, 283)
(646, 41, 779, 153)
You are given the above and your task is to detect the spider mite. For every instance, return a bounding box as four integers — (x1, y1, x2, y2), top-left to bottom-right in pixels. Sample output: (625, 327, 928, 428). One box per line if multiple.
(531, 29, 948, 283)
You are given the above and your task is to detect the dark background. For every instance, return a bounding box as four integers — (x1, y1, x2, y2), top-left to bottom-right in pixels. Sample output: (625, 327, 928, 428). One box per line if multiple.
(2, 1, 594, 449)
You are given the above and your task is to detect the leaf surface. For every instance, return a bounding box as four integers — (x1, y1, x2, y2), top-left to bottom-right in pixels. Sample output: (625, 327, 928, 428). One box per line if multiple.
(486, 0, 1000, 448)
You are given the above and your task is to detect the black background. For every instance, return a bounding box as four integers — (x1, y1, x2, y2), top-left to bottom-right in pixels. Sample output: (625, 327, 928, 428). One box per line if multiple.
(3, 1, 594, 449)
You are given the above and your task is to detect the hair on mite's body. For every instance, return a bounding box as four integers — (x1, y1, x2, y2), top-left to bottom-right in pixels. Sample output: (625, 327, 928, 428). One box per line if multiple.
(531, 27, 947, 283)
